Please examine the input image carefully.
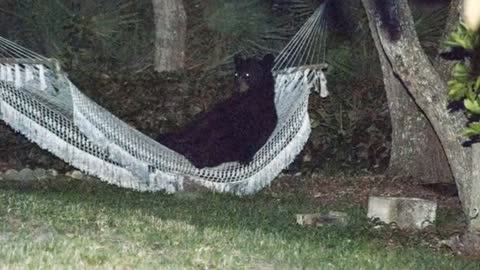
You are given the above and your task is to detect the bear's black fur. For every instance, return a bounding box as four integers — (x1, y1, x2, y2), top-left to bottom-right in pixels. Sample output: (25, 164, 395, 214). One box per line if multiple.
(156, 54, 278, 169)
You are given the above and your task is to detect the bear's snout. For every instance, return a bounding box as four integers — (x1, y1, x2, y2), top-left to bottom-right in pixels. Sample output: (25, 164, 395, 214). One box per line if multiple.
(237, 79, 249, 93)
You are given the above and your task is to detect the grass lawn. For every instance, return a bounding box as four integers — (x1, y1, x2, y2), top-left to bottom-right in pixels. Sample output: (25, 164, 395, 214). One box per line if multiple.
(0, 179, 477, 269)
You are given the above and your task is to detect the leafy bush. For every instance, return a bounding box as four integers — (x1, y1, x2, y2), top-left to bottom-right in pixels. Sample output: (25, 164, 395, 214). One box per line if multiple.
(305, 77, 390, 174)
(444, 24, 480, 137)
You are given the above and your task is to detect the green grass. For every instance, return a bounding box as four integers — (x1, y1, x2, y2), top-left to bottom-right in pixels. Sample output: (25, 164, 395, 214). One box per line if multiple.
(0, 181, 476, 269)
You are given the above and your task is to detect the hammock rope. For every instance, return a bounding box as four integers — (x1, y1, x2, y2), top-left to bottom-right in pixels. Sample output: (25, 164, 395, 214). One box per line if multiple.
(273, 4, 327, 71)
(0, 4, 329, 195)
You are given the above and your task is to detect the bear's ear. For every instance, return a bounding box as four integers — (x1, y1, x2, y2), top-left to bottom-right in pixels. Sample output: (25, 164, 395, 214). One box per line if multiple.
(262, 54, 275, 70)
(234, 54, 244, 68)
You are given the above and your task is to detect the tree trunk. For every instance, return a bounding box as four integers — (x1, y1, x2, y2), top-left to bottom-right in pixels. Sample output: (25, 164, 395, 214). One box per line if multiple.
(381, 45, 453, 184)
(357, 1, 454, 184)
(471, 144, 480, 230)
(361, 0, 480, 232)
(152, 0, 187, 72)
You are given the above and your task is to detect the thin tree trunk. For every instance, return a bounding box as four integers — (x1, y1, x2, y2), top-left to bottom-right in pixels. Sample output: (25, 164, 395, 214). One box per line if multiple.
(152, 0, 187, 72)
(361, 0, 480, 232)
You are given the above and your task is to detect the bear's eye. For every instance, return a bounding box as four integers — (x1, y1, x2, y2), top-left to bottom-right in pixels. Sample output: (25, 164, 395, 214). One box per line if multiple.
(245, 73, 250, 77)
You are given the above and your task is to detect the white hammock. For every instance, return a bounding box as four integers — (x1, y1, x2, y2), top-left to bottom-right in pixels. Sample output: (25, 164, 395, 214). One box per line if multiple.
(0, 4, 328, 195)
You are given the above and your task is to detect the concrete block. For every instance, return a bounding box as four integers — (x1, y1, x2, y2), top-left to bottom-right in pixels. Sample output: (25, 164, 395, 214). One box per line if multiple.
(368, 196, 437, 230)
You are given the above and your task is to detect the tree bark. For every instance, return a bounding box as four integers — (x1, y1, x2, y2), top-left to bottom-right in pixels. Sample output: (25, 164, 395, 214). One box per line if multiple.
(360, 0, 453, 183)
(361, 0, 480, 232)
(381, 44, 453, 184)
(152, 0, 187, 72)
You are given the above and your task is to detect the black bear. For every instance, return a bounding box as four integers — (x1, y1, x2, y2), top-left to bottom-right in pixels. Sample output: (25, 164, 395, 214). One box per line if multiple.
(156, 54, 278, 169)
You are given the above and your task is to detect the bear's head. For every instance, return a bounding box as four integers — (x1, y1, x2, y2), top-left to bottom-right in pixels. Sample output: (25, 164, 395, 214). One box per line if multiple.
(234, 54, 275, 93)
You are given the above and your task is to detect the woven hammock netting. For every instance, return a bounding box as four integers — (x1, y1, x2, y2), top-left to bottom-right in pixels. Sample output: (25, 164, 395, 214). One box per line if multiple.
(0, 4, 329, 195)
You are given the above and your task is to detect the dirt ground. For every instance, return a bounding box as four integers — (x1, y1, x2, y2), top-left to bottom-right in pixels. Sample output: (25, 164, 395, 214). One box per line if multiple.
(270, 173, 459, 208)
(267, 173, 470, 255)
